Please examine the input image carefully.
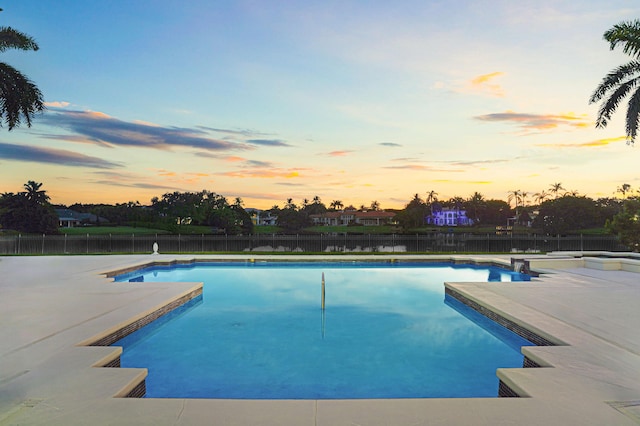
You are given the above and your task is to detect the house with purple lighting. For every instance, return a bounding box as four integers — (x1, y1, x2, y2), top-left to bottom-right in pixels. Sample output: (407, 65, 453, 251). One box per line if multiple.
(425, 208, 473, 226)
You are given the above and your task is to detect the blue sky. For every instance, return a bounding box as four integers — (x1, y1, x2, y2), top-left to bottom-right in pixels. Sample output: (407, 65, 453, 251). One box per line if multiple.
(1, 1, 639, 209)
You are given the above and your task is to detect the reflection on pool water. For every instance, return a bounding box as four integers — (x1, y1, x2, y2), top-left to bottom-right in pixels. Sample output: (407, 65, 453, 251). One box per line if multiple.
(113, 262, 533, 399)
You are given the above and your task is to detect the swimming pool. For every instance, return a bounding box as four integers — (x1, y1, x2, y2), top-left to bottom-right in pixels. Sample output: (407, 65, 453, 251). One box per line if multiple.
(113, 261, 533, 399)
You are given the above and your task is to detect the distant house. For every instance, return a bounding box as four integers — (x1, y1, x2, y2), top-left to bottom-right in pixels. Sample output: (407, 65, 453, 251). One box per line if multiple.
(309, 210, 396, 226)
(425, 208, 473, 226)
(246, 209, 278, 226)
(55, 209, 108, 228)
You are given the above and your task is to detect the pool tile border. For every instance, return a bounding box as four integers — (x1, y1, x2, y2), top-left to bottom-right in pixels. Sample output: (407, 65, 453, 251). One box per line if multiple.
(84, 287, 203, 347)
(444, 287, 562, 347)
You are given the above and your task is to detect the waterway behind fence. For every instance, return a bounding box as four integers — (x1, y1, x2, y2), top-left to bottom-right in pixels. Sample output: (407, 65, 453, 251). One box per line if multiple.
(0, 233, 628, 255)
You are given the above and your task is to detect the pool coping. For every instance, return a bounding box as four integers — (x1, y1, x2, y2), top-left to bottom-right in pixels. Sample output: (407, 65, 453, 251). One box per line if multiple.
(2, 253, 640, 425)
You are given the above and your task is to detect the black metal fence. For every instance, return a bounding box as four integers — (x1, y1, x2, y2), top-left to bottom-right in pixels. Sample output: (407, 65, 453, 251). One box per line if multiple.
(0, 233, 628, 255)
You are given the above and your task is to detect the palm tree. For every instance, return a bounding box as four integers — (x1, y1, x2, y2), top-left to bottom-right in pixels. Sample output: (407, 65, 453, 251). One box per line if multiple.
(0, 15, 45, 130)
(589, 19, 640, 144)
(425, 190, 438, 204)
(507, 189, 522, 209)
(425, 190, 438, 216)
(329, 200, 343, 211)
(534, 190, 550, 204)
(549, 182, 565, 199)
(21, 180, 49, 204)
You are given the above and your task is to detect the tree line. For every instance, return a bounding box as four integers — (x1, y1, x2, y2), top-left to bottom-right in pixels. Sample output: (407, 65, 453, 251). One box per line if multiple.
(1, 180, 637, 240)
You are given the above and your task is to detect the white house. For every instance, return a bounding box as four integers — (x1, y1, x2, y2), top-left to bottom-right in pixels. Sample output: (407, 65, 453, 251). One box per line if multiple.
(246, 209, 278, 226)
(425, 208, 473, 226)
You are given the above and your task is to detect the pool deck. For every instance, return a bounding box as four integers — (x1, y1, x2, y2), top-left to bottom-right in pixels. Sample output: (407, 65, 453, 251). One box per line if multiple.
(0, 253, 639, 425)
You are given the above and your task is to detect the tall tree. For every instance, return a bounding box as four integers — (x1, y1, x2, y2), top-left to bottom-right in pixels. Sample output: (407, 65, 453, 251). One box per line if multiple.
(21, 180, 49, 204)
(590, 19, 640, 144)
(534, 196, 603, 235)
(534, 190, 550, 204)
(0, 13, 45, 130)
(0, 181, 58, 233)
(396, 194, 427, 229)
(549, 182, 565, 199)
(465, 192, 485, 224)
(425, 190, 438, 204)
(617, 183, 632, 199)
(329, 200, 343, 211)
(507, 189, 522, 209)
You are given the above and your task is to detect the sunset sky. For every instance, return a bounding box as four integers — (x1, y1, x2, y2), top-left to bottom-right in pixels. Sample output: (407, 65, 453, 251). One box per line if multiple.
(1, 1, 639, 210)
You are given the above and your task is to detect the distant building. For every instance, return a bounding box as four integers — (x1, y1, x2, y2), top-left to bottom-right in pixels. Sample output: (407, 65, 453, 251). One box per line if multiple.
(425, 208, 473, 226)
(55, 209, 109, 228)
(246, 208, 278, 226)
(309, 210, 396, 226)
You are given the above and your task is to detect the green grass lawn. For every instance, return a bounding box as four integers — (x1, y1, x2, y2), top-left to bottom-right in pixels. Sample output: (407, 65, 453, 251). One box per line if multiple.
(60, 226, 169, 235)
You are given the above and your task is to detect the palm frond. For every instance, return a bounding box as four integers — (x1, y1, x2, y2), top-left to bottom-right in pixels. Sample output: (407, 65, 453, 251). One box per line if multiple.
(594, 77, 640, 128)
(604, 19, 640, 58)
(0, 26, 39, 52)
(590, 60, 640, 103)
(0, 62, 44, 130)
(625, 87, 640, 143)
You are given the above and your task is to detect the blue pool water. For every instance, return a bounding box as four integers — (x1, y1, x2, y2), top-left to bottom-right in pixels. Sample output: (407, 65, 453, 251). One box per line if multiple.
(113, 262, 533, 399)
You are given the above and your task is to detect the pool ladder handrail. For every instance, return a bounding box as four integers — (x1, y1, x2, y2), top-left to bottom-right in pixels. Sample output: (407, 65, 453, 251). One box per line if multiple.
(321, 272, 325, 310)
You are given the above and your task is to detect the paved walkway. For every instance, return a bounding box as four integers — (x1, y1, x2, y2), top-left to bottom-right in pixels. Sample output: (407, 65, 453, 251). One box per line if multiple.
(0, 254, 639, 425)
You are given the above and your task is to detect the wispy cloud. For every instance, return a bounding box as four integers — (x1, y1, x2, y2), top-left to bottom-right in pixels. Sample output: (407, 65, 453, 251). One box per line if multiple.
(468, 72, 505, 97)
(91, 170, 187, 191)
(384, 164, 463, 172)
(244, 160, 274, 167)
(325, 150, 354, 157)
(40, 109, 252, 152)
(379, 142, 402, 147)
(221, 169, 302, 179)
(434, 72, 506, 97)
(474, 111, 591, 131)
(246, 139, 292, 147)
(447, 158, 512, 166)
(0, 142, 122, 169)
(536, 136, 627, 148)
(196, 126, 272, 138)
(44, 101, 70, 108)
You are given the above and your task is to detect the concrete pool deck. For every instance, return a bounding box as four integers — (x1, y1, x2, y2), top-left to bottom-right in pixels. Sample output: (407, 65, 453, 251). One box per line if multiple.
(0, 253, 638, 425)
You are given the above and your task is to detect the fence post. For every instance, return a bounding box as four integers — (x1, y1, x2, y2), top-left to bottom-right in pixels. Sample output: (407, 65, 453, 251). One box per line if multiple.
(132, 234, 135, 253)
(87, 233, 90, 254)
(201, 234, 204, 252)
(64, 233, 67, 254)
(17, 234, 21, 254)
(581, 233, 583, 252)
(557, 234, 560, 251)
(178, 234, 181, 253)
(42, 234, 45, 254)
